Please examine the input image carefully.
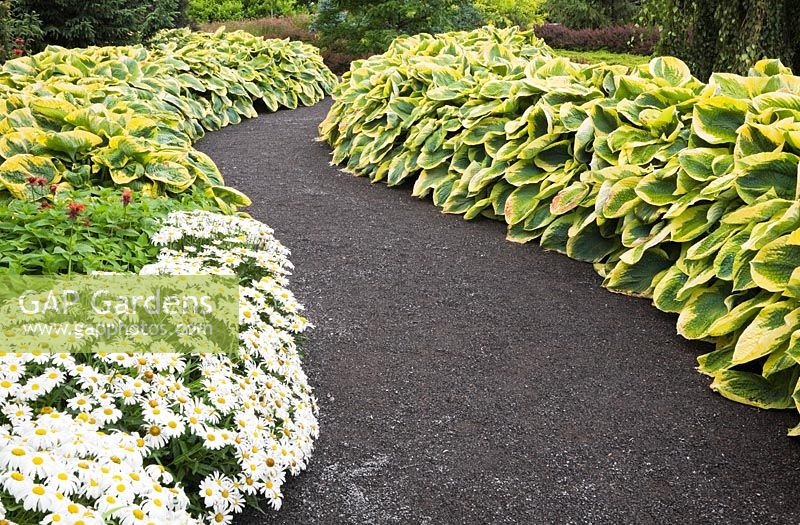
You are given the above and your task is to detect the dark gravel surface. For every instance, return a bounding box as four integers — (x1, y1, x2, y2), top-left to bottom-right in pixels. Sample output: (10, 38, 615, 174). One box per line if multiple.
(196, 99, 800, 525)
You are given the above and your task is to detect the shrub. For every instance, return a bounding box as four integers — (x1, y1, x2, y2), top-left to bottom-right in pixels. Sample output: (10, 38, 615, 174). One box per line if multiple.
(544, 0, 639, 29)
(534, 23, 657, 55)
(475, 0, 545, 28)
(14, 0, 185, 49)
(187, 0, 301, 22)
(200, 14, 315, 41)
(321, 26, 800, 434)
(312, 0, 480, 54)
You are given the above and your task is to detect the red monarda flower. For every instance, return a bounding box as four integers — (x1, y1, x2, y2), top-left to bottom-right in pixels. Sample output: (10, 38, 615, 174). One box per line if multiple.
(121, 188, 133, 206)
(27, 176, 47, 187)
(12, 48, 23, 56)
(67, 202, 85, 220)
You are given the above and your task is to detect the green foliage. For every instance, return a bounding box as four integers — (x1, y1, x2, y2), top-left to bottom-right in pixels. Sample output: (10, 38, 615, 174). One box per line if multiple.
(313, 0, 488, 54)
(544, 0, 639, 28)
(544, 0, 608, 28)
(474, 0, 545, 28)
(0, 187, 218, 275)
(0, 29, 335, 210)
(14, 0, 186, 49)
(643, 0, 800, 79)
(187, 0, 301, 23)
(321, 26, 800, 433)
(555, 48, 650, 67)
(0, 0, 43, 62)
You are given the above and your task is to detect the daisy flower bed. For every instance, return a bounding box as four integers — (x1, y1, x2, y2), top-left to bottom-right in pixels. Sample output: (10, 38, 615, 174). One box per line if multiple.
(0, 209, 317, 525)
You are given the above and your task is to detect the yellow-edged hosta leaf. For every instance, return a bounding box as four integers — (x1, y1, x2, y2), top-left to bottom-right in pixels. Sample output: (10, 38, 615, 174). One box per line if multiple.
(751, 230, 800, 293)
(0, 153, 60, 200)
(732, 302, 799, 365)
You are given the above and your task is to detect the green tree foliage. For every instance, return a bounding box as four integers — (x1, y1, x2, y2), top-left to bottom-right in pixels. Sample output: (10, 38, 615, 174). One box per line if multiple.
(0, 0, 43, 61)
(475, 0, 545, 28)
(643, 0, 800, 79)
(313, 0, 474, 53)
(544, 0, 639, 28)
(15, 0, 185, 49)
(187, 0, 301, 23)
(314, 0, 551, 54)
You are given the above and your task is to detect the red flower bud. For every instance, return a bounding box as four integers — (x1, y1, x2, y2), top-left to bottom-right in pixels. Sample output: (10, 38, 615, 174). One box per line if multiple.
(14, 37, 24, 45)
(39, 201, 53, 211)
(27, 176, 48, 187)
(121, 188, 133, 206)
(67, 202, 85, 220)
(12, 48, 23, 56)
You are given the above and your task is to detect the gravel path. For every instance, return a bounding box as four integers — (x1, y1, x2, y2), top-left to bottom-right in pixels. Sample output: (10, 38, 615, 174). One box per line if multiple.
(196, 99, 800, 525)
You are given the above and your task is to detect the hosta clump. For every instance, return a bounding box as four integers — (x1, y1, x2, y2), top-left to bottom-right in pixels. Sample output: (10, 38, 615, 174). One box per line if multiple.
(322, 26, 800, 434)
(0, 211, 316, 524)
(0, 28, 335, 210)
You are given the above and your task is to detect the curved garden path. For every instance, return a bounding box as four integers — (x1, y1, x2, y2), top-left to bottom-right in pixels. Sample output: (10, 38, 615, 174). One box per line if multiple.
(197, 100, 800, 524)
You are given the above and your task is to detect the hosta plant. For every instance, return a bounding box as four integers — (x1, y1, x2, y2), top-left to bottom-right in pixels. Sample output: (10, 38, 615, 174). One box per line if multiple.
(321, 26, 800, 434)
(0, 28, 336, 210)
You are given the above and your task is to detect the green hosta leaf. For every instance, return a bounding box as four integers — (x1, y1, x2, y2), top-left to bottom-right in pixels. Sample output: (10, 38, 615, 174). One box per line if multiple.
(566, 222, 618, 263)
(722, 199, 791, 226)
(648, 57, 692, 87)
(676, 282, 730, 339)
(713, 227, 752, 280)
(504, 183, 541, 225)
(670, 204, 714, 242)
(636, 172, 677, 206)
(678, 148, 728, 182)
(707, 290, 780, 337)
(751, 230, 800, 293)
(208, 185, 252, 207)
(692, 96, 748, 145)
(38, 130, 103, 158)
(711, 370, 794, 410)
(110, 163, 145, 185)
(412, 167, 452, 199)
(539, 213, 575, 254)
(0, 128, 43, 159)
(697, 345, 735, 376)
(29, 97, 78, 122)
(733, 152, 799, 203)
(733, 302, 799, 365)
(604, 248, 672, 296)
(550, 182, 589, 216)
(652, 265, 689, 313)
(600, 177, 640, 218)
(144, 161, 195, 192)
(735, 123, 785, 157)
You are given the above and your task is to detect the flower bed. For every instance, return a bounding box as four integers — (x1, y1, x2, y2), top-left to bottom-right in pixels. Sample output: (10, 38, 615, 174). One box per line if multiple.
(321, 25, 800, 434)
(0, 28, 329, 524)
(0, 211, 315, 524)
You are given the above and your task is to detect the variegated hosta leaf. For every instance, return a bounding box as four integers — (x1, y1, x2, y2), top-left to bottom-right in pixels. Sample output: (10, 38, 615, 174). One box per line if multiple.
(0, 153, 61, 200)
